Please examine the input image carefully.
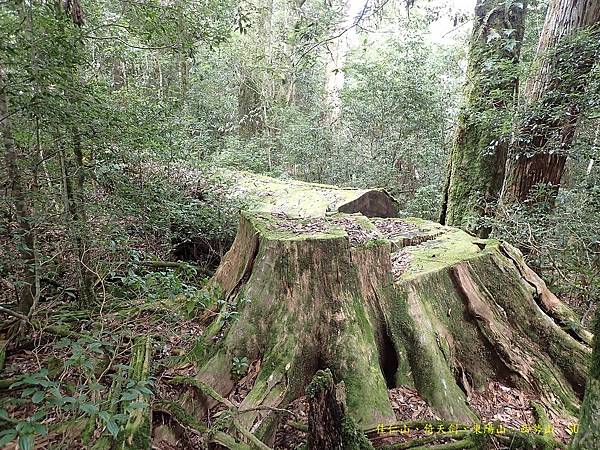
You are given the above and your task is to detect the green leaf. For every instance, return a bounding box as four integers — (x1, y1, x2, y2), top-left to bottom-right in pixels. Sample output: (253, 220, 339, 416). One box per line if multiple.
(31, 391, 45, 404)
(32, 423, 48, 436)
(0, 429, 17, 447)
(106, 420, 119, 438)
(120, 390, 139, 401)
(138, 386, 153, 396)
(80, 403, 99, 415)
(0, 409, 10, 421)
(30, 411, 46, 422)
(18, 433, 34, 450)
(98, 411, 111, 423)
(21, 388, 36, 398)
(16, 422, 33, 434)
(127, 401, 147, 411)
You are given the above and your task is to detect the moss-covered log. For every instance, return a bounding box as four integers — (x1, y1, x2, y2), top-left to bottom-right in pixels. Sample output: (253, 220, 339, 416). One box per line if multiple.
(120, 336, 152, 449)
(184, 208, 589, 446)
(200, 167, 400, 218)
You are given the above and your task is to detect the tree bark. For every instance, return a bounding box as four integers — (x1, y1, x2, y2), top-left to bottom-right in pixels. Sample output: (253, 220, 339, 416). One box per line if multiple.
(0, 67, 37, 314)
(441, 0, 526, 237)
(71, 127, 95, 304)
(571, 310, 600, 449)
(306, 369, 373, 450)
(501, 0, 600, 205)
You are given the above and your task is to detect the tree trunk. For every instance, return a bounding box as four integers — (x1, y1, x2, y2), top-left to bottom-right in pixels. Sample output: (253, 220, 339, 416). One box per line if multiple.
(238, 75, 264, 136)
(0, 67, 37, 314)
(182, 174, 589, 446)
(571, 310, 600, 449)
(441, 0, 526, 237)
(501, 0, 600, 205)
(71, 127, 95, 304)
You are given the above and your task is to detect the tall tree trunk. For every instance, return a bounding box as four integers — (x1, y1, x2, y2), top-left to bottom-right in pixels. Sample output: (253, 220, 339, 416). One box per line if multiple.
(71, 127, 95, 304)
(0, 68, 37, 314)
(441, 0, 526, 237)
(570, 309, 600, 449)
(501, 0, 600, 205)
(59, 0, 95, 304)
(238, 75, 264, 136)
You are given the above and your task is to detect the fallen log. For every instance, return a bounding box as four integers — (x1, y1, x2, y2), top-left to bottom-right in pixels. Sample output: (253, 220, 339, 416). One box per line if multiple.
(90, 336, 153, 450)
(120, 336, 153, 449)
(199, 167, 400, 218)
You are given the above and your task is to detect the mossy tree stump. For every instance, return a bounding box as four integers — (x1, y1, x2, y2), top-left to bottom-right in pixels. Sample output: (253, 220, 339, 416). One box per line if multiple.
(186, 213, 589, 445)
(571, 312, 600, 449)
(184, 175, 590, 447)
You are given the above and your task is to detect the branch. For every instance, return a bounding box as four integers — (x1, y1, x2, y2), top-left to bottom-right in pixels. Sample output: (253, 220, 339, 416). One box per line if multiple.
(166, 376, 274, 450)
(293, 0, 381, 67)
(0, 305, 28, 321)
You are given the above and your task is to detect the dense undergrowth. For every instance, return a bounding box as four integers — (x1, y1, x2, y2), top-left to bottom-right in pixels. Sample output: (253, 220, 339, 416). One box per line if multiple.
(0, 261, 220, 449)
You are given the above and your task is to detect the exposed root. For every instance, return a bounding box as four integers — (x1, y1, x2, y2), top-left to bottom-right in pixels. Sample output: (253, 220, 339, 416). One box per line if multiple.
(378, 431, 471, 450)
(500, 243, 593, 346)
(153, 400, 250, 449)
(167, 375, 236, 408)
(166, 375, 274, 449)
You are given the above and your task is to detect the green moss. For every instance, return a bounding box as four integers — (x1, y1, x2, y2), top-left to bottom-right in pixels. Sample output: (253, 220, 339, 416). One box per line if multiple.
(533, 364, 579, 416)
(332, 295, 394, 426)
(305, 370, 374, 450)
(154, 400, 207, 432)
(340, 416, 375, 450)
(357, 238, 388, 250)
(216, 168, 396, 218)
(305, 369, 333, 398)
(386, 285, 477, 423)
(399, 228, 483, 280)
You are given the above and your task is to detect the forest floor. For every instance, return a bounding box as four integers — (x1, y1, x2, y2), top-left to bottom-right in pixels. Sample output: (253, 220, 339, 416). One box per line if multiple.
(0, 285, 580, 450)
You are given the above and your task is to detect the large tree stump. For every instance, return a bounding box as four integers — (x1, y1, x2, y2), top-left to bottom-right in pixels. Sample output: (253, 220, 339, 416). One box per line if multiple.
(182, 173, 590, 447)
(187, 213, 589, 444)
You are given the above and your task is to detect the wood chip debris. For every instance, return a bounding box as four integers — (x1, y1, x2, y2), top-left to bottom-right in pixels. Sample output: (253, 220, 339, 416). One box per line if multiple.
(268, 213, 382, 245)
(271, 383, 574, 449)
(270, 212, 331, 235)
(372, 218, 417, 239)
(329, 216, 381, 245)
(391, 250, 412, 278)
